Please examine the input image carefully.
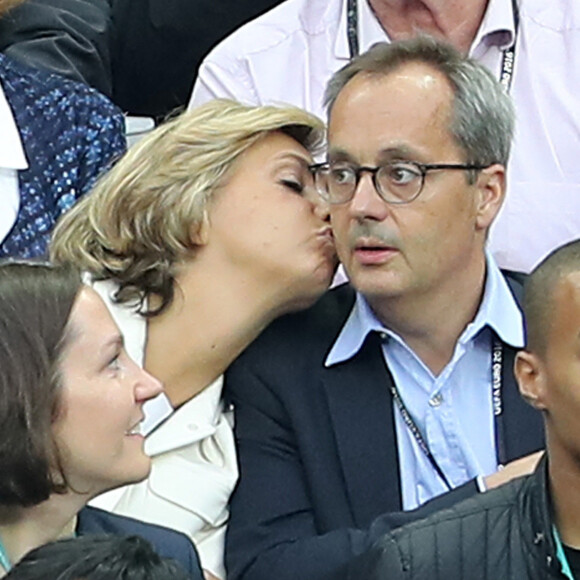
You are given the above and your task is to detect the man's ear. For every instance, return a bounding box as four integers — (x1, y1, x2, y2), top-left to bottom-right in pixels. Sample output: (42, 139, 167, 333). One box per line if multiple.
(515, 350, 548, 411)
(474, 163, 505, 230)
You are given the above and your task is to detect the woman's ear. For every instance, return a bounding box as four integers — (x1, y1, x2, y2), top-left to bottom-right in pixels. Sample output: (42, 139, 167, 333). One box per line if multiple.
(190, 212, 210, 246)
(474, 163, 505, 230)
(515, 350, 548, 411)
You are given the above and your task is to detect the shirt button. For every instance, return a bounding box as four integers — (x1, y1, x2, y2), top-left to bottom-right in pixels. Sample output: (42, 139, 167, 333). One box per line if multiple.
(379, 332, 387, 340)
(188, 423, 199, 431)
(429, 394, 443, 407)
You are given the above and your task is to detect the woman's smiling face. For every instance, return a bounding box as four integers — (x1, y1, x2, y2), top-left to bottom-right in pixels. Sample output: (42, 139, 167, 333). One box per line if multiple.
(52, 286, 163, 498)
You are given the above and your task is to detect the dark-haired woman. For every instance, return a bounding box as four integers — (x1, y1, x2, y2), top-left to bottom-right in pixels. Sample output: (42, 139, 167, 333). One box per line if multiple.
(0, 262, 203, 579)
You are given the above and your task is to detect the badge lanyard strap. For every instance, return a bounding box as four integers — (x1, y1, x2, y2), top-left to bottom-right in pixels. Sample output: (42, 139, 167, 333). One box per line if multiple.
(553, 525, 576, 580)
(0, 535, 11, 573)
(346, 0, 520, 94)
(386, 332, 507, 492)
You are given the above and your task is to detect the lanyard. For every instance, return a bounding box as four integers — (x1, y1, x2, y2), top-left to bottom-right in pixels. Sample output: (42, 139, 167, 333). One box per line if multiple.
(553, 525, 575, 580)
(0, 535, 11, 573)
(384, 332, 507, 491)
(346, 0, 520, 93)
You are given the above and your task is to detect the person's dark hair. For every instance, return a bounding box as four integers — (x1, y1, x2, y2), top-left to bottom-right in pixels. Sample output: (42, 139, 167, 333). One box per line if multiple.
(324, 35, 515, 177)
(523, 239, 580, 355)
(4, 534, 190, 580)
(0, 261, 82, 507)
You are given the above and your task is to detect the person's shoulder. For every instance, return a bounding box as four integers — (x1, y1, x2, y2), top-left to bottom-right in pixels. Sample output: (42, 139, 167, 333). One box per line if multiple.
(251, 283, 355, 351)
(226, 284, 355, 387)
(361, 476, 533, 578)
(77, 507, 203, 577)
(520, 0, 580, 32)
(203, 0, 340, 61)
(391, 474, 528, 546)
(0, 52, 121, 118)
(77, 506, 185, 540)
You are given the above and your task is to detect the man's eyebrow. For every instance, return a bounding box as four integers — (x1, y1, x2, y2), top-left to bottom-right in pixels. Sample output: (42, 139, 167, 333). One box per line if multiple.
(327, 148, 356, 163)
(377, 145, 419, 161)
(327, 144, 421, 164)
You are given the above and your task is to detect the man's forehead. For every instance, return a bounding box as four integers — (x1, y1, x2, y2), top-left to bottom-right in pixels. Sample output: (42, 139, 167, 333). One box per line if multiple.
(328, 67, 453, 133)
(332, 62, 450, 108)
(327, 65, 456, 160)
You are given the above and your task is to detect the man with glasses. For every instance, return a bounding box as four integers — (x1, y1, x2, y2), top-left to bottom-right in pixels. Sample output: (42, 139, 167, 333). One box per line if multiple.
(224, 36, 544, 580)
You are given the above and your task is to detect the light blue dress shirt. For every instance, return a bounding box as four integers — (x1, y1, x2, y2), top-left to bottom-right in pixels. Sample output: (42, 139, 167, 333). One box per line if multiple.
(325, 256, 524, 509)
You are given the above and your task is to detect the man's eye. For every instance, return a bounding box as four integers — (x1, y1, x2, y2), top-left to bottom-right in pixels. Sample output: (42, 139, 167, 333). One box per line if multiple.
(329, 167, 354, 185)
(385, 164, 420, 185)
(281, 179, 304, 194)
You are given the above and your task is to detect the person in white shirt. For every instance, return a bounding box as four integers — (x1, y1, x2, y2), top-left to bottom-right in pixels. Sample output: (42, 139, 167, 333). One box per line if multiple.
(50, 99, 336, 580)
(190, 0, 580, 275)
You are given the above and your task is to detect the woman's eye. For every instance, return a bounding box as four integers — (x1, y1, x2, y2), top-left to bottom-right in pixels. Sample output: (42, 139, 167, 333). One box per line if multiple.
(280, 179, 304, 194)
(107, 353, 122, 372)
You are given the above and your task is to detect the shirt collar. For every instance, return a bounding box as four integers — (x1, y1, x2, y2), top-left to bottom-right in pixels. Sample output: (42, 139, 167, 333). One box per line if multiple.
(471, 0, 517, 53)
(144, 376, 225, 456)
(325, 252, 523, 367)
(0, 81, 27, 170)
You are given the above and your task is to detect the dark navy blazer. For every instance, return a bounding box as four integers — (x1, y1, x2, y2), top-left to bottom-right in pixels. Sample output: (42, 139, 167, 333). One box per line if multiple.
(224, 277, 545, 580)
(77, 506, 204, 579)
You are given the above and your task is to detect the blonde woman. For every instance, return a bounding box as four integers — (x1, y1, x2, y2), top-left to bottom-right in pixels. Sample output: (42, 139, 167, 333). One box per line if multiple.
(51, 99, 336, 579)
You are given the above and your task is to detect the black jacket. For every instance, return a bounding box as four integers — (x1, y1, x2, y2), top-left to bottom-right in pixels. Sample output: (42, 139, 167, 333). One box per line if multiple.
(350, 457, 568, 580)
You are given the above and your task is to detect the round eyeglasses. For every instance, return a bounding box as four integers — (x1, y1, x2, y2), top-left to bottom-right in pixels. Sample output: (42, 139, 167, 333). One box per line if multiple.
(309, 160, 492, 205)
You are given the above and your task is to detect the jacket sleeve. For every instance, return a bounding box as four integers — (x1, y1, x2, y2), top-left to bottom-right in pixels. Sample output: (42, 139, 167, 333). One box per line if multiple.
(345, 534, 408, 580)
(0, 0, 114, 98)
(225, 360, 480, 580)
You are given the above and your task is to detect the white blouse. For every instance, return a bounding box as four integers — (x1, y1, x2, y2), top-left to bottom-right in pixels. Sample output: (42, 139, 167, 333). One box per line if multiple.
(90, 280, 238, 579)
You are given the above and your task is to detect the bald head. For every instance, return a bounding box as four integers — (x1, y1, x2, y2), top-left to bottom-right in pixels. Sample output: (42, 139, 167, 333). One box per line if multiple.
(524, 240, 580, 356)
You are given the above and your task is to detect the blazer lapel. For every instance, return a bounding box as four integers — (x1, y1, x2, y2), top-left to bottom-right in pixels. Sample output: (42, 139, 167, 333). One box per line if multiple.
(322, 332, 401, 528)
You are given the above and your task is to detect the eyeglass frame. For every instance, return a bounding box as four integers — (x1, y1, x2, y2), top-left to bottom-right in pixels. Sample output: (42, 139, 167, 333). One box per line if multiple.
(308, 160, 493, 205)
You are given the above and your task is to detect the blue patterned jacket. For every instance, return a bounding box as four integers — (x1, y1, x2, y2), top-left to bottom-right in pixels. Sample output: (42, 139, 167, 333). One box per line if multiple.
(0, 52, 126, 258)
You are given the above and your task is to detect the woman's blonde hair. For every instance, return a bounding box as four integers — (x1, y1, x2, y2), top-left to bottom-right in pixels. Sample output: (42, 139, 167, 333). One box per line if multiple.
(51, 99, 325, 315)
(0, 0, 26, 18)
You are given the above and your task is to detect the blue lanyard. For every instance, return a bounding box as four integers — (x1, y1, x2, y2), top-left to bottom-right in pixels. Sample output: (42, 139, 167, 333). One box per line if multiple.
(553, 526, 575, 580)
(0, 535, 12, 573)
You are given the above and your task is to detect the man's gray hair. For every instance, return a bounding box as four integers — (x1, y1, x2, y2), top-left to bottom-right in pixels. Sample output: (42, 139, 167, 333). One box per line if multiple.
(324, 36, 515, 170)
